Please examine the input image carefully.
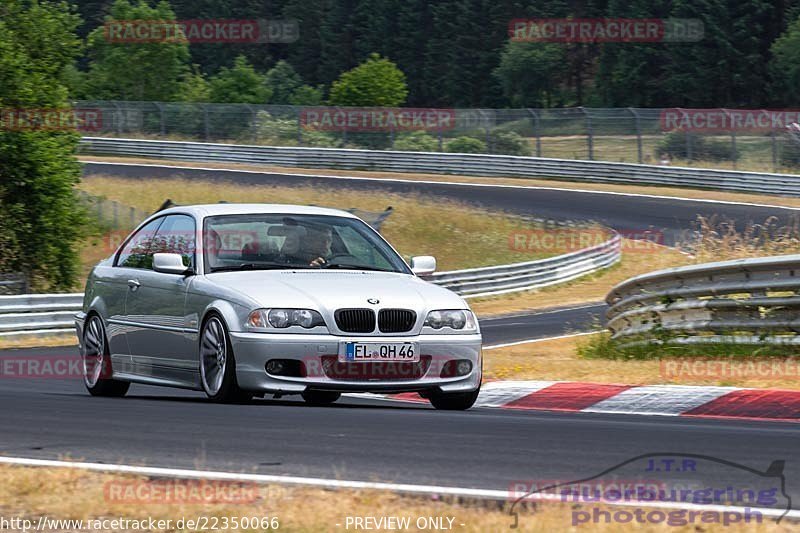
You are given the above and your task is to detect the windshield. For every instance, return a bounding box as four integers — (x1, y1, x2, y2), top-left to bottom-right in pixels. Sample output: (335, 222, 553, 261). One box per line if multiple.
(202, 213, 411, 275)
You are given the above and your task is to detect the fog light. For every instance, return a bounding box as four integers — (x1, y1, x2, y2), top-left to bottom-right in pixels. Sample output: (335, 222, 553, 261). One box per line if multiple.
(440, 359, 472, 378)
(266, 360, 285, 374)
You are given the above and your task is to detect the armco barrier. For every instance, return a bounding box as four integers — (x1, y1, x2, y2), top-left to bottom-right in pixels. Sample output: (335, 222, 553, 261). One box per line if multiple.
(426, 233, 620, 298)
(0, 234, 620, 336)
(79, 137, 800, 196)
(606, 255, 800, 346)
(0, 294, 83, 337)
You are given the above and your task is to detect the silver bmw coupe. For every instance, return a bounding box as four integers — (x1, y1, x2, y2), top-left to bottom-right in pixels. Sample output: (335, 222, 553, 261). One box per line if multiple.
(75, 204, 482, 410)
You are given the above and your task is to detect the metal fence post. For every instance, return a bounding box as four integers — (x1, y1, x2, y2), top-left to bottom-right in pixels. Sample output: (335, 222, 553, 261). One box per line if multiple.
(112, 202, 119, 229)
(247, 105, 257, 141)
(527, 109, 542, 157)
(581, 107, 593, 160)
(297, 107, 303, 146)
(438, 130, 443, 152)
(112, 102, 123, 136)
(772, 129, 778, 171)
(203, 104, 210, 141)
(685, 129, 693, 162)
(155, 102, 165, 136)
(722, 109, 736, 169)
(629, 107, 642, 163)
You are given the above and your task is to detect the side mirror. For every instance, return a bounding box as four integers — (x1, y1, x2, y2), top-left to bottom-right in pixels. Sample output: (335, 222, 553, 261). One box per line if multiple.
(410, 255, 436, 276)
(153, 253, 191, 275)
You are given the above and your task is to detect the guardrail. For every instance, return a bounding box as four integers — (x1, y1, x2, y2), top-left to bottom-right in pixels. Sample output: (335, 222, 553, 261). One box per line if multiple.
(426, 233, 620, 298)
(80, 137, 800, 197)
(0, 233, 620, 337)
(606, 255, 800, 346)
(0, 294, 83, 338)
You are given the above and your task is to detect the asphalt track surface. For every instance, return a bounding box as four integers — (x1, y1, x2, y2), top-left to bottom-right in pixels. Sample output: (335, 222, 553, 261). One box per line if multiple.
(0, 162, 797, 513)
(0, 348, 798, 508)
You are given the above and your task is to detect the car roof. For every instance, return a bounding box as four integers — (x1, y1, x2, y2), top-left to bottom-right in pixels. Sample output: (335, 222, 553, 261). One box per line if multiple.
(156, 203, 360, 219)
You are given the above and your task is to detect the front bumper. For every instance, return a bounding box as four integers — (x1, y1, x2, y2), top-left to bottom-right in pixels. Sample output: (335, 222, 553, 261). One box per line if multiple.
(230, 331, 482, 395)
(74, 312, 87, 354)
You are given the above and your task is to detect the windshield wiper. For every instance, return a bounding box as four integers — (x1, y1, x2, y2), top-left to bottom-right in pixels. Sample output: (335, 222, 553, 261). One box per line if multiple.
(209, 262, 306, 273)
(320, 263, 394, 272)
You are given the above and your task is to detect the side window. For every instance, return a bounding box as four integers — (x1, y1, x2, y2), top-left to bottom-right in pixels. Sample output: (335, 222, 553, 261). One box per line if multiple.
(151, 214, 196, 269)
(115, 218, 164, 270)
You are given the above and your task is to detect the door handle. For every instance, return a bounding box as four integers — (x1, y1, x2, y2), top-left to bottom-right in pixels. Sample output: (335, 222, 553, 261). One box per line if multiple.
(127, 279, 140, 290)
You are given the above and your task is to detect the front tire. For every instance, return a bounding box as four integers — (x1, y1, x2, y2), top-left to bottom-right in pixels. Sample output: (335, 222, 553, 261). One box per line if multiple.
(302, 390, 341, 406)
(200, 315, 252, 403)
(83, 315, 130, 397)
(428, 388, 479, 410)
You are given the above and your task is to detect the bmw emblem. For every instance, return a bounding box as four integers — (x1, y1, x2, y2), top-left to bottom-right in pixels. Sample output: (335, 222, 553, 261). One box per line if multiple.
(367, 298, 380, 305)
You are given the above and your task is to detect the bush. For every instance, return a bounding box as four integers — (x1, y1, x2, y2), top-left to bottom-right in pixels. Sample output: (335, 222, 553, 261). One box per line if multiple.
(392, 131, 439, 152)
(255, 111, 337, 147)
(656, 131, 739, 162)
(445, 136, 487, 154)
(489, 131, 532, 156)
(780, 140, 800, 168)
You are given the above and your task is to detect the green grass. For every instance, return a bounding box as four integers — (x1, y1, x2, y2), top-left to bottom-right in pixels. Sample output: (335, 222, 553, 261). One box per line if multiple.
(578, 332, 800, 360)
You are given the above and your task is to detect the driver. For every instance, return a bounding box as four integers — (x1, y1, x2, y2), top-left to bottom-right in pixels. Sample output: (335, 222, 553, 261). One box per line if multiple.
(302, 226, 333, 266)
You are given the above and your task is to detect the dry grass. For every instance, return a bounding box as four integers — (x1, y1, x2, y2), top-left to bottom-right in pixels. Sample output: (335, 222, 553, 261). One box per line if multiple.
(470, 240, 690, 316)
(0, 335, 76, 350)
(80, 155, 800, 210)
(0, 464, 793, 532)
(688, 215, 800, 262)
(78, 175, 599, 273)
(485, 333, 800, 389)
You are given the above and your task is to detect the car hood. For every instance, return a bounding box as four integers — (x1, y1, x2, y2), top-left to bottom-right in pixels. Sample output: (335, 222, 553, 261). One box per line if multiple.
(207, 270, 468, 312)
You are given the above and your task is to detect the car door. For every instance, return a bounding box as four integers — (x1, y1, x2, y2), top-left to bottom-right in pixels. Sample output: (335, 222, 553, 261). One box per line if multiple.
(107, 217, 166, 374)
(124, 214, 197, 383)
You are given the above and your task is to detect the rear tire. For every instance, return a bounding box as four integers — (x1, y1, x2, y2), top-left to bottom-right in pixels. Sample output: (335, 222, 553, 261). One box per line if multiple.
(83, 315, 130, 397)
(200, 315, 252, 403)
(301, 390, 341, 406)
(428, 388, 479, 410)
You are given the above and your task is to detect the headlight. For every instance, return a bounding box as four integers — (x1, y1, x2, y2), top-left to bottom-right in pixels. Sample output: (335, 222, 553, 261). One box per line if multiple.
(246, 308, 326, 331)
(423, 309, 477, 332)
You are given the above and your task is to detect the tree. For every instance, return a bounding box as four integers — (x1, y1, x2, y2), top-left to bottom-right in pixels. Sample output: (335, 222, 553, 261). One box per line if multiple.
(0, 0, 88, 290)
(178, 65, 210, 102)
(329, 53, 408, 107)
(289, 85, 325, 106)
(265, 60, 303, 104)
(770, 15, 800, 106)
(208, 55, 271, 104)
(84, 0, 191, 101)
(493, 42, 566, 107)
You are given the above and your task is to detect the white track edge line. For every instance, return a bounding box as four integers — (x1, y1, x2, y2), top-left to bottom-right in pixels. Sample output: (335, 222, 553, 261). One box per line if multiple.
(483, 330, 603, 350)
(81, 160, 800, 212)
(0, 456, 796, 520)
(479, 302, 606, 321)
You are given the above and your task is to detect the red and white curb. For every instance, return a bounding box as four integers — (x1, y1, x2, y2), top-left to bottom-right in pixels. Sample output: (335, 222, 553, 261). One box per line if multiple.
(379, 381, 800, 422)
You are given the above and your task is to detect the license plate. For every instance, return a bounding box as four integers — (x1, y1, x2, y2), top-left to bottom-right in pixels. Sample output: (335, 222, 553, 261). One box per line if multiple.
(340, 342, 419, 362)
